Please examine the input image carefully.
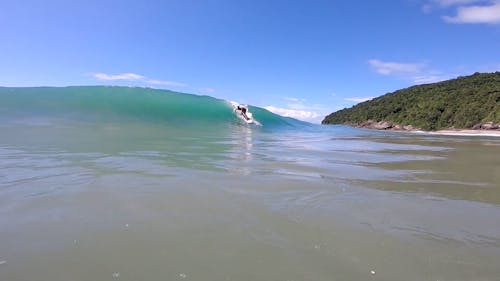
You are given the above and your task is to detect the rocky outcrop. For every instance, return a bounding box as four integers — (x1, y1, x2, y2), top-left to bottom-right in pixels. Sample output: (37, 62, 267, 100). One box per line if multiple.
(472, 122, 500, 130)
(354, 120, 499, 131)
(354, 120, 417, 131)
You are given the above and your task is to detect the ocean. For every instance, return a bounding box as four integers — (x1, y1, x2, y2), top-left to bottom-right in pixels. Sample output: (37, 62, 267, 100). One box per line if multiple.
(1, 86, 499, 281)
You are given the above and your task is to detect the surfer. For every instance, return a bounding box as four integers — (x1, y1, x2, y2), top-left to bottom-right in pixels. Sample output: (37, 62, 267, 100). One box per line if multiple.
(237, 105, 250, 121)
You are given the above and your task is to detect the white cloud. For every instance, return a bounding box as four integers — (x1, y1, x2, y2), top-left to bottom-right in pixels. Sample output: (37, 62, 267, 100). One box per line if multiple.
(264, 106, 321, 123)
(423, 0, 500, 24)
(343, 97, 375, 103)
(265, 97, 332, 123)
(91, 72, 187, 87)
(368, 59, 423, 75)
(93, 73, 145, 81)
(443, 2, 500, 23)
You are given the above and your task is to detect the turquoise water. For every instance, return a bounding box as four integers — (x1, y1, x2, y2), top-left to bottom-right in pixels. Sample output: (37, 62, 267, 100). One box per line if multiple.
(0, 86, 304, 128)
(1, 87, 499, 281)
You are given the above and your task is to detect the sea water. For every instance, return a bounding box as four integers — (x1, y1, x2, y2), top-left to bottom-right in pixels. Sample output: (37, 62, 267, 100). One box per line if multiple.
(0, 87, 499, 281)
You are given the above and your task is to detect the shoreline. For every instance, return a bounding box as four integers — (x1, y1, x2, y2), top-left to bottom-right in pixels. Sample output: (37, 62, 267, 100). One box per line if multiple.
(372, 128, 500, 137)
(341, 120, 500, 137)
(417, 129, 500, 137)
(341, 121, 500, 137)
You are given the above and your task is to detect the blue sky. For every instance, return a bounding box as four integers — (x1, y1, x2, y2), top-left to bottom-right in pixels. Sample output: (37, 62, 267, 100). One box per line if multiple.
(1, 0, 499, 122)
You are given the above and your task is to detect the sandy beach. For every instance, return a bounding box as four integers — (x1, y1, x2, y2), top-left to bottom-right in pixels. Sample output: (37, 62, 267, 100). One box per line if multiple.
(423, 129, 500, 137)
(357, 124, 500, 137)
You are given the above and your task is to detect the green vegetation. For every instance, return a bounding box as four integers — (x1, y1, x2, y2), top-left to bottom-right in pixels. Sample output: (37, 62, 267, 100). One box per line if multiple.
(322, 72, 500, 130)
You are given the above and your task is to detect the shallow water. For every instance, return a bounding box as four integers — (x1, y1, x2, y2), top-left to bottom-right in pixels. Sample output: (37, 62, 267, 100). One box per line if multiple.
(1, 87, 500, 281)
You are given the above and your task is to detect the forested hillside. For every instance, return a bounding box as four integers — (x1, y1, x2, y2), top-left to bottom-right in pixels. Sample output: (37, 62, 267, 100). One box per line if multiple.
(322, 72, 500, 131)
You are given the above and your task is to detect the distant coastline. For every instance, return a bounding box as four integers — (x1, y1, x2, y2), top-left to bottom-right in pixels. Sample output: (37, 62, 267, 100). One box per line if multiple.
(322, 72, 500, 133)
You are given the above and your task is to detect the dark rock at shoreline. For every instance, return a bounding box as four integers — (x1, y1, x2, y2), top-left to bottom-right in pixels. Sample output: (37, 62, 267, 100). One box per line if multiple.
(357, 120, 389, 130)
(354, 120, 499, 132)
(472, 122, 499, 130)
(355, 120, 413, 131)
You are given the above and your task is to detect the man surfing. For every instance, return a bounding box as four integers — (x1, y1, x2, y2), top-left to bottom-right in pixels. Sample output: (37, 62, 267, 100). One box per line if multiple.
(236, 105, 250, 121)
(229, 101, 261, 125)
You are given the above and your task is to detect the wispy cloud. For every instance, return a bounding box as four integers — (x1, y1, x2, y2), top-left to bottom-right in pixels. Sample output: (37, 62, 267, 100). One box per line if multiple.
(368, 59, 449, 84)
(443, 2, 500, 23)
(93, 73, 145, 81)
(343, 97, 375, 103)
(199, 87, 215, 93)
(146, 79, 187, 87)
(432, 0, 485, 7)
(284, 97, 306, 102)
(91, 72, 187, 87)
(412, 75, 448, 84)
(368, 59, 424, 75)
(423, 0, 485, 12)
(368, 59, 423, 75)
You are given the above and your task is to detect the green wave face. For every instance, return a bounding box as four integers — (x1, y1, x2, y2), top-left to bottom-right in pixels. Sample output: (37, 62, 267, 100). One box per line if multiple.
(0, 86, 307, 128)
